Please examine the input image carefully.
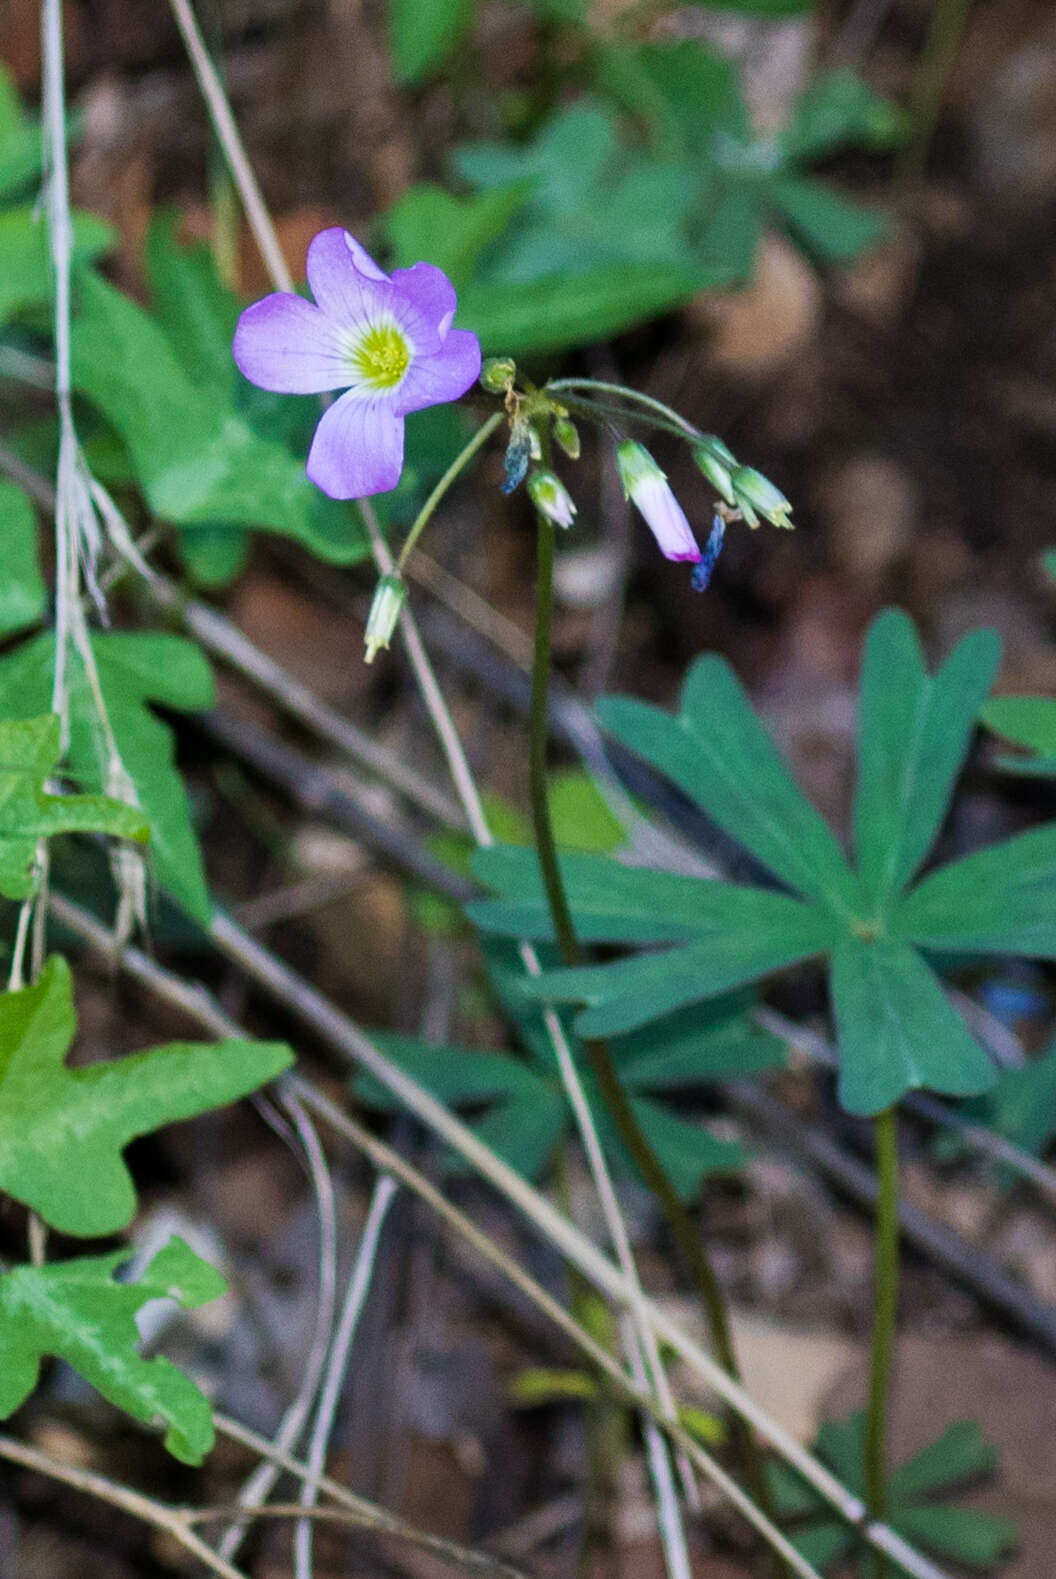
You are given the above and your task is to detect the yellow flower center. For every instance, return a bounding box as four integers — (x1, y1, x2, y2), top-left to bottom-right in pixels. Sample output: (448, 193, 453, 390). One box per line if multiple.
(353, 322, 411, 391)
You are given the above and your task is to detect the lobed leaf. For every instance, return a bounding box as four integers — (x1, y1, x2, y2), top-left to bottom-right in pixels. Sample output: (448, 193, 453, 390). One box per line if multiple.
(0, 955, 292, 1236)
(853, 610, 1000, 910)
(981, 694, 1056, 775)
(829, 935, 995, 1115)
(0, 206, 114, 327)
(598, 656, 861, 918)
(0, 714, 147, 899)
(0, 1237, 225, 1464)
(389, 0, 474, 84)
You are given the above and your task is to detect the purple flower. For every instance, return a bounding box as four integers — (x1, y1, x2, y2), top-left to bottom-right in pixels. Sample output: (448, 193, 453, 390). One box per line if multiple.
(615, 442, 701, 564)
(232, 229, 482, 499)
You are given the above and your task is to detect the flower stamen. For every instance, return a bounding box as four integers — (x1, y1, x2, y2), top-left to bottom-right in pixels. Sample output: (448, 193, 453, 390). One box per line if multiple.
(352, 322, 412, 391)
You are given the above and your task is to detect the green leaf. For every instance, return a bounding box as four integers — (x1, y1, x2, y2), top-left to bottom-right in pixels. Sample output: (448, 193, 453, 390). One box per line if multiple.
(0, 633, 214, 920)
(0, 207, 115, 326)
(829, 935, 995, 1115)
(892, 823, 1056, 958)
(686, 0, 809, 13)
(977, 1041, 1056, 1160)
(144, 211, 241, 395)
(614, 1090, 747, 1197)
(773, 1409, 1016, 1573)
(782, 69, 906, 162)
(1043, 549, 1056, 584)
(597, 42, 748, 159)
(610, 999, 785, 1087)
(894, 1504, 1018, 1567)
(0, 955, 292, 1236)
(522, 901, 839, 1037)
(353, 1032, 566, 1181)
(389, 0, 474, 84)
(598, 656, 861, 918)
(175, 524, 253, 589)
(768, 174, 887, 263)
(0, 481, 45, 638)
(853, 611, 1000, 910)
(981, 694, 1056, 774)
(0, 1237, 225, 1464)
(0, 66, 43, 198)
(383, 181, 531, 290)
(890, 1421, 996, 1502)
(0, 714, 148, 900)
(70, 270, 363, 563)
(458, 261, 708, 355)
(547, 768, 626, 854)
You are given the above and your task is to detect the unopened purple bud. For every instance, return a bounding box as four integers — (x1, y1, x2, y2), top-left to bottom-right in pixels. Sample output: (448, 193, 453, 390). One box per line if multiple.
(616, 441, 701, 564)
(528, 470, 577, 528)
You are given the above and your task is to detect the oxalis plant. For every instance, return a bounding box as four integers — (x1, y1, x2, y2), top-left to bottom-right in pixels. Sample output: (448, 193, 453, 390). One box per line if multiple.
(231, 223, 1030, 1575)
(0, 6, 1032, 1577)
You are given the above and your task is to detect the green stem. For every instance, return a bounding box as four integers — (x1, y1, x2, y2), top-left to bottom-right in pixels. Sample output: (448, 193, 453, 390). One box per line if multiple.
(865, 1107, 900, 1579)
(547, 379, 704, 442)
(528, 512, 787, 1576)
(396, 410, 504, 576)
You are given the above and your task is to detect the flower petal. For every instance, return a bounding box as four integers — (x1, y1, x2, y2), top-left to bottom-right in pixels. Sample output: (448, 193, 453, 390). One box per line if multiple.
(306, 228, 391, 327)
(306, 390, 405, 499)
(233, 294, 350, 393)
(394, 329, 482, 416)
(390, 262, 458, 340)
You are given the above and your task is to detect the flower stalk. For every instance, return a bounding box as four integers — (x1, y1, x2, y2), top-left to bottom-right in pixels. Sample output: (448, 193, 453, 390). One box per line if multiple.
(527, 509, 788, 1577)
(865, 1108, 900, 1579)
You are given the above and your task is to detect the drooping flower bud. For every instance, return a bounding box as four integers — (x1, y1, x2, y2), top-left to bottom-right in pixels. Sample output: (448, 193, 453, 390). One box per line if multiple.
(730, 466, 793, 530)
(528, 470, 577, 528)
(615, 442, 701, 564)
(364, 574, 407, 663)
(692, 436, 738, 506)
(554, 416, 581, 460)
(480, 356, 516, 393)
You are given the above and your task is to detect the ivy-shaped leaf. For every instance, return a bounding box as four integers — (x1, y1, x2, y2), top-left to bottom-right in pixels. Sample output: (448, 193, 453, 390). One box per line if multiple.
(472, 609, 1031, 1116)
(769, 1411, 1017, 1572)
(0, 1237, 226, 1464)
(0, 714, 147, 899)
(0, 631, 214, 920)
(0, 955, 292, 1236)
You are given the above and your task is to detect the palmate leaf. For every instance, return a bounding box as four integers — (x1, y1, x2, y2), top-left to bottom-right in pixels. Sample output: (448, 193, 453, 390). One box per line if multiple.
(770, 1412, 1017, 1573)
(0, 206, 114, 327)
(0, 955, 292, 1236)
(0, 714, 147, 900)
(0, 632, 213, 920)
(0, 1237, 226, 1465)
(356, 980, 772, 1193)
(474, 609, 1038, 1115)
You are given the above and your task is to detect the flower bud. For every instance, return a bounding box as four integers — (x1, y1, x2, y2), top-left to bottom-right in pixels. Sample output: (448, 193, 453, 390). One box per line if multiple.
(364, 574, 407, 663)
(528, 470, 577, 529)
(554, 416, 581, 460)
(616, 442, 701, 565)
(480, 357, 516, 393)
(730, 466, 792, 530)
(692, 436, 738, 505)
